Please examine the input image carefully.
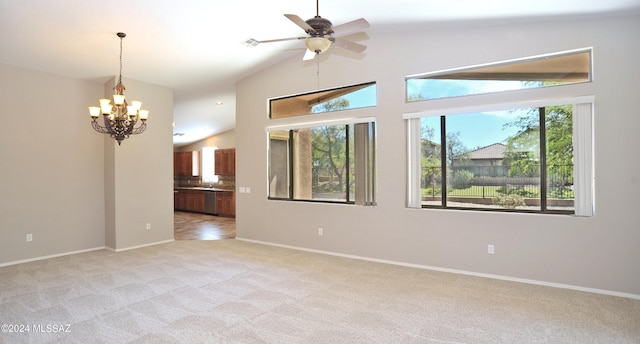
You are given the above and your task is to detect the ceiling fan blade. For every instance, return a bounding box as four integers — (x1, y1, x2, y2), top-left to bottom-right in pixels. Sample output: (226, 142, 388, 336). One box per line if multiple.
(303, 49, 317, 60)
(258, 36, 308, 44)
(331, 18, 370, 37)
(284, 14, 316, 34)
(332, 37, 367, 53)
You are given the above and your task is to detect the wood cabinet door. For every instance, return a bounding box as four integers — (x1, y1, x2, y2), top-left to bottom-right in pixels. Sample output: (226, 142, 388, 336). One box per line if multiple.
(174, 151, 200, 177)
(186, 191, 205, 212)
(214, 149, 236, 176)
(174, 190, 204, 212)
(227, 149, 236, 176)
(174, 190, 187, 210)
(216, 191, 234, 217)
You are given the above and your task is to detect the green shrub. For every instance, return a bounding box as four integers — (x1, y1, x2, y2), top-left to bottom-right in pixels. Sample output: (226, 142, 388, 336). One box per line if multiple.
(492, 194, 526, 209)
(451, 170, 474, 189)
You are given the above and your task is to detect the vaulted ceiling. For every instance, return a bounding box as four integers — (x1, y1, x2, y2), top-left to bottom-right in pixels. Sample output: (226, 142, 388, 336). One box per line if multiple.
(2, 0, 638, 146)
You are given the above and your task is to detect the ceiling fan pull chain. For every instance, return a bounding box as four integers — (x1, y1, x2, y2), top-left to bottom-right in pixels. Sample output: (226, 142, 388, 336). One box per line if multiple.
(317, 56, 320, 90)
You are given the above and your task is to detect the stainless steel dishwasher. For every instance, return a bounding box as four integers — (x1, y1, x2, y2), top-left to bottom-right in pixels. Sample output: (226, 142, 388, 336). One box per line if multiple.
(204, 191, 216, 215)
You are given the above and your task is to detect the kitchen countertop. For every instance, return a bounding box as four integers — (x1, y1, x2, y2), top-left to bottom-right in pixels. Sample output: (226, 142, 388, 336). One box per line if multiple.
(174, 186, 234, 192)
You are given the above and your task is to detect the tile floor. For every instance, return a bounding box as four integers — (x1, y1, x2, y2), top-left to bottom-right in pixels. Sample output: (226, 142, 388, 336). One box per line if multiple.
(174, 211, 235, 240)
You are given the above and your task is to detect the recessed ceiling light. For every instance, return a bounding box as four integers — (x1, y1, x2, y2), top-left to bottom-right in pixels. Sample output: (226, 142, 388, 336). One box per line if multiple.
(216, 101, 223, 105)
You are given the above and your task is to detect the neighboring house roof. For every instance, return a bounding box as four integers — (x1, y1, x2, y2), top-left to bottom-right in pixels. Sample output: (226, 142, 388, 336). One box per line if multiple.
(468, 143, 506, 160)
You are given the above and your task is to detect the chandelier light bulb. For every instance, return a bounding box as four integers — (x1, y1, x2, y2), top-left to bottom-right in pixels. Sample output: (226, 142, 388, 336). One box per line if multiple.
(101, 104, 113, 114)
(113, 94, 125, 105)
(89, 107, 100, 118)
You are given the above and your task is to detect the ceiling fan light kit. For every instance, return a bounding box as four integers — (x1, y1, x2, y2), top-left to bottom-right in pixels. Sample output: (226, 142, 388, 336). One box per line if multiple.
(305, 37, 332, 54)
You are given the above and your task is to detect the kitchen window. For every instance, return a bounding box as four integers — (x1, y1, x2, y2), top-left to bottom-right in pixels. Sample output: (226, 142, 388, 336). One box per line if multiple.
(201, 146, 218, 186)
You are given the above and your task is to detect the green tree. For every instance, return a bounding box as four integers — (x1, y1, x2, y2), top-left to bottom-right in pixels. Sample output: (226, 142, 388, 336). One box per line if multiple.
(420, 121, 441, 194)
(545, 105, 573, 169)
(503, 112, 540, 177)
(311, 98, 350, 192)
(446, 131, 470, 166)
(503, 105, 573, 178)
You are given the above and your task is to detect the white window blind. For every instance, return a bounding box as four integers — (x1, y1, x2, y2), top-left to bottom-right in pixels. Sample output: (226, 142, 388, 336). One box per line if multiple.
(573, 102, 595, 217)
(406, 118, 422, 208)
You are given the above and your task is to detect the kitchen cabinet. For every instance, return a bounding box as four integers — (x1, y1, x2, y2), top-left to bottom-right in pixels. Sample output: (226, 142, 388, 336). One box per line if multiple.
(216, 191, 235, 217)
(174, 189, 205, 213)
(214, 148, 235, 176)
(174, 151, 200, 177)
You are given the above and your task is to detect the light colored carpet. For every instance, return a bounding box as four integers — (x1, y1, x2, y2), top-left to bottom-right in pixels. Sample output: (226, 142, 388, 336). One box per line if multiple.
(0, 239, 638, 343)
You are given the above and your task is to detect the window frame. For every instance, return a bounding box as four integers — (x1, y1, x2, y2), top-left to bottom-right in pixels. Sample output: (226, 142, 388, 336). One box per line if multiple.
(404, 48, 595, 216)
(269, 81, 377, 119)
(267, 116, 377, 206)
(416, 105, 576, 214)
(405, 48, 592, 102)
(406, 97, 594, 216)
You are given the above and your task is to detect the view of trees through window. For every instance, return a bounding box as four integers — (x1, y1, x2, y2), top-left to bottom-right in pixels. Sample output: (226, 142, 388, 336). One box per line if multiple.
(308, 98, 355, 202)
(268, 96, 375, 204)
(420, 104, 574, 212)
(406, 50, 591, 213)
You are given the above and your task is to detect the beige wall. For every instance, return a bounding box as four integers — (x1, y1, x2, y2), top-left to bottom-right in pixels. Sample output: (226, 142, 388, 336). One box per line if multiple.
(175, 129, 236, 152)
(104, 77, 175, 250)
(0, 64, 105, 263)
(0, 65, 175, 263)
(235, 14, 640, 296)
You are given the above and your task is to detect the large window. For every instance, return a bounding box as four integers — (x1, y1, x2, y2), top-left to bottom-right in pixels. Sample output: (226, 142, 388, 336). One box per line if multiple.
(405, 49, 594, 216)
(268, 82, 377, 205)
(268, 121, 376, 205)
(417, 105, 577, 213)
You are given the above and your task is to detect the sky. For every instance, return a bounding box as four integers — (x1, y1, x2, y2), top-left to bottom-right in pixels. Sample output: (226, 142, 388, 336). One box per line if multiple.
(431, 110, 523, 150)
(409, 79, 536, 149)
(312, 81, 527, 149)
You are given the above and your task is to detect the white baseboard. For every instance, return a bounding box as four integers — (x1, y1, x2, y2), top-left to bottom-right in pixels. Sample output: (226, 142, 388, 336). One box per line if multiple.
(1, 239, 176, 267)
(107, 238, 175, 252)
(0, 246, 106, 268)
(235, 237, 640, 300)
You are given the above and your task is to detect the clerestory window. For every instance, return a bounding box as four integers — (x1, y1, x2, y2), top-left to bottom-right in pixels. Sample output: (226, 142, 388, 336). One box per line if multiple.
(406, 50, 591, 101)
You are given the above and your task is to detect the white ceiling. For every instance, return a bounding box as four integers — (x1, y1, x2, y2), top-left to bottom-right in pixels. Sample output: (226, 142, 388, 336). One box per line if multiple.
(2, 0, 639, 146)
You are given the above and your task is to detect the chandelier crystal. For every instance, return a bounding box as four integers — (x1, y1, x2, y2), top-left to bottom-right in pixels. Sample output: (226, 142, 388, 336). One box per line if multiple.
(88, 32, 149, 145)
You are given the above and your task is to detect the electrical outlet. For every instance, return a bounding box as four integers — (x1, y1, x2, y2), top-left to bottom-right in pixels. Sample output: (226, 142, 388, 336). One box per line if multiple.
(318, 228, 323, 236)
(488, 244, 495, 254)
(146, 223, 151, 230)
(26, 234, 33, 242)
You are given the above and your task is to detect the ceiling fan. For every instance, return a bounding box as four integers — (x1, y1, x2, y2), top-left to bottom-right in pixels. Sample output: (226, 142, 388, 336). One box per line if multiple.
(254, 0, 370, 60)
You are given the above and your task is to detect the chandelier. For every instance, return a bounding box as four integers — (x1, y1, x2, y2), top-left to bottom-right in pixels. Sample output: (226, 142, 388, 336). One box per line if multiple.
(88, 32, 149, 145)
